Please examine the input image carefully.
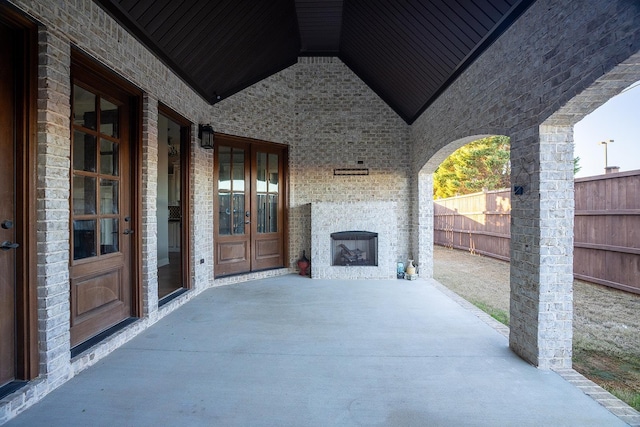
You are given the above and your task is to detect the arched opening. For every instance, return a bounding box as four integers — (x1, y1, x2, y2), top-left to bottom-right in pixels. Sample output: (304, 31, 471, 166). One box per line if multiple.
(428, 135, 512, 329)
(567, 78, 640, 411)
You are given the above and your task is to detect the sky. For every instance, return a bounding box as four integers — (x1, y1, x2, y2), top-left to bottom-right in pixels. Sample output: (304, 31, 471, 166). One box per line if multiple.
(573, 81, 640, 178)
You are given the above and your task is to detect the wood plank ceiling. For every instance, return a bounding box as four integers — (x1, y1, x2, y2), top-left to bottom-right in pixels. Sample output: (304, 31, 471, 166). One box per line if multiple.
(95, 0, 535, 124)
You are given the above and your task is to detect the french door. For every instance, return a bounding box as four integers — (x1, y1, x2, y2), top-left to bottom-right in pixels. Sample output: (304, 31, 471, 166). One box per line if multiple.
(0, 7, 38, 389)
(214, 135, 286, 277)
(0, 21, 19, 388)
(69, 57, 138, 347)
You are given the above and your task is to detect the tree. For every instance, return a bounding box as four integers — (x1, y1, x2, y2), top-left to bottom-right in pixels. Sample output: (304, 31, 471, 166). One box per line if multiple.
(433, 136, 510, 199)
(574, 156, 582, 175)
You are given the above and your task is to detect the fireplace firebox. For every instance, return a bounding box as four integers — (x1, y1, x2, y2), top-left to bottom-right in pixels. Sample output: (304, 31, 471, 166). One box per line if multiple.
(330, 231, 378, 266)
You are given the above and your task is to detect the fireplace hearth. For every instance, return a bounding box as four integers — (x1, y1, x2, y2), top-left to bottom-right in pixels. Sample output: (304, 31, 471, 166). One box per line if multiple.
(331, 231, 378, 266)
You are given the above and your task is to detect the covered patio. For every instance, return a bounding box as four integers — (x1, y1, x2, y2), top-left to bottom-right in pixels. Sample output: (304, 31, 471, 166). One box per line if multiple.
(4, 276, 629, 426)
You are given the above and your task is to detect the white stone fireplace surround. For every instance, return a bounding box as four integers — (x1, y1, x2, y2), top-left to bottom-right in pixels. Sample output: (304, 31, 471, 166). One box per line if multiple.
(311, 202, 397, 279)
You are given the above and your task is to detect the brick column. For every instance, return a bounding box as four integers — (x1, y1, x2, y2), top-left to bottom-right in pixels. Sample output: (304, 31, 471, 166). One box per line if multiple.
(141, 94, 159, 316)
(416, 169, 434, 278)
(191, 123, 215, 288)
(509, 125, 574, 369)
(36, 29, 72, 386)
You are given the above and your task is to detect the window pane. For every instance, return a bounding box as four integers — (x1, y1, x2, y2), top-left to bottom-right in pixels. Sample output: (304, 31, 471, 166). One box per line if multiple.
(100, 98, 119, 137)
(268, 153, 279, 193)
(232, 149, 244, 192)
(257, 194, 266, 233)
(218, 147, 231, 191)
(100, 179, 119, 214)
(100, 139, 119, 176)
(73, 175, 96, 215)
(100, 218, 119, 255)
(233, 193, 245, 234)
(73, 220, 96, 260)
(73, 131, 97, 172)
(73, 85, 96, 130)
(256, 152, 267, 193)
(218, 193, 231, 235)
(269, 194, 278, 232)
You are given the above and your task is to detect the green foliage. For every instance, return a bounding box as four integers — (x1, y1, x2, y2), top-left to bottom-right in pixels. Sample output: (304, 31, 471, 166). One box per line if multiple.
(574, 156, 582, 175)
(471, 300, 510, 326)
(433, 136, 511, 199)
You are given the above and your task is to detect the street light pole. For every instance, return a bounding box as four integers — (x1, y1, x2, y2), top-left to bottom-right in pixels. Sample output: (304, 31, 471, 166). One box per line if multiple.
(599, 139, 614, 169)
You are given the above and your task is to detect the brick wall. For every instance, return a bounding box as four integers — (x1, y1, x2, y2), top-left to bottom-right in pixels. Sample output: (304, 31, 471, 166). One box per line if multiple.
(410, 0, 640, 368)
(212, 57, 412, 268)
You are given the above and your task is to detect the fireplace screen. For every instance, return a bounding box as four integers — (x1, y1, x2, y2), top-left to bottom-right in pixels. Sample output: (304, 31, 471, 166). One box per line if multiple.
(330, 231, 378, 266)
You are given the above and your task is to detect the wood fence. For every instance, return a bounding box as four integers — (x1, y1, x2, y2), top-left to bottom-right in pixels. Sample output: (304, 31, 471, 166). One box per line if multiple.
(434, 170, 640, 294)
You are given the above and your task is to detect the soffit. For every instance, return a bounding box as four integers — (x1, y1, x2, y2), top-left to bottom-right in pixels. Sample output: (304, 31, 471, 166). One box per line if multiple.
(95, 0, 535, 124)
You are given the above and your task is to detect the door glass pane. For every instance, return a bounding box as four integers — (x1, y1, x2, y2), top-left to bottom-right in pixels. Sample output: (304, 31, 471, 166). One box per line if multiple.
(269, 194, 278, 232)
(73, 85, 96, 130)
(232, 149, 245, 192)
(100, 139, 119, 176)
(218, 147, 231, 191)
(268, 153, 278, 193)
(100, 179, 119, 214)
(218, 193, 231, 235)
(257, 194, 266, 233)
(256, 152, 267, 193)
(73, 175, 96, 215)
(233, 193, 245, 234)
(73, 131, 97, 172)
(100, 218, 119, 255)
(100, 98, 119, 137)
(73, 219, 96, 260)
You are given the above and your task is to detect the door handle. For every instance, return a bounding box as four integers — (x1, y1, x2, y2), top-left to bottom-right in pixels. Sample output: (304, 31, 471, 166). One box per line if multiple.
(0, 241, 19, 251)
(123, 229, 134, 235)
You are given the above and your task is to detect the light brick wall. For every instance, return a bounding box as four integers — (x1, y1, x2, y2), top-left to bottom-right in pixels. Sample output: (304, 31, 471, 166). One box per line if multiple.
(141, 94, 159, 316)
(212, 57, 412, 269)
(292, 58, 411, 268)
(190, 123, 215, 290)
(35, 28, 72, 388)
(410, 0, 640, 368)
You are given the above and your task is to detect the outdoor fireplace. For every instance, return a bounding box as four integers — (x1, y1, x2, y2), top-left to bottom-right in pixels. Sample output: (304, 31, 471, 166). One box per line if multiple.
(330, 231, 378, 266)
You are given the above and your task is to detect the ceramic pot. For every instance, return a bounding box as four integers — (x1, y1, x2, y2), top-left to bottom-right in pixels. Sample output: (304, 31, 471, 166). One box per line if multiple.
(406, 259, 416, 275)
(297, 250, 310, 276)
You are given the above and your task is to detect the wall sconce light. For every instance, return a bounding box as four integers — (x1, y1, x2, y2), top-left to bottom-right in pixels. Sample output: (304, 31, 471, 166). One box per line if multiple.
(198, 124, 214, 149)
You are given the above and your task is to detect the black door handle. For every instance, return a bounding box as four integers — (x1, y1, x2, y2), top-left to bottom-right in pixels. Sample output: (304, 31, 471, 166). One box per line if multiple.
(1, 241, 19, 251)
(123, 229, 134, 235)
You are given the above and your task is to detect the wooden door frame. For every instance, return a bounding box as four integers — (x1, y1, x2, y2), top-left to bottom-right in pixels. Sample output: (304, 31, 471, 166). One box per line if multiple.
(213, 133, 289, 277)
(70, 48, 144, 329)
(213, 136, 252, 276)
(250, 144, 286, 270)
(158, 104, 192, 291)
(0, 3, 39, 382)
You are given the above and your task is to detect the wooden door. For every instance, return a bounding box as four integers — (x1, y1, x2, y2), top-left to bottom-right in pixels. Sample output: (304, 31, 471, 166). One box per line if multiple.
(214, 141, 251, 276)
(0, 23, 18, 387)
(214, 136, 286, 277)
(251, 147, 285, 270)
(69, 77, 134, 347)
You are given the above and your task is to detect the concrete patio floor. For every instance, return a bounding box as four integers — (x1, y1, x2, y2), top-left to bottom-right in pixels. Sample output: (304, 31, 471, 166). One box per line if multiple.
(5, 275, 629, 426)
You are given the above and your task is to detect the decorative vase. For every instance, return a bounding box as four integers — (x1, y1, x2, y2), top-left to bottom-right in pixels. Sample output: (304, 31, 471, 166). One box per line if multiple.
(297, 250, 310, 276)
(406, 259, 416, 275)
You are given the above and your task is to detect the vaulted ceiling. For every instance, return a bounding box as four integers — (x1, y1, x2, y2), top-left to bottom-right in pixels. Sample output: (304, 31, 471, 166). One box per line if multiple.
(95, 0, 535, 124)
